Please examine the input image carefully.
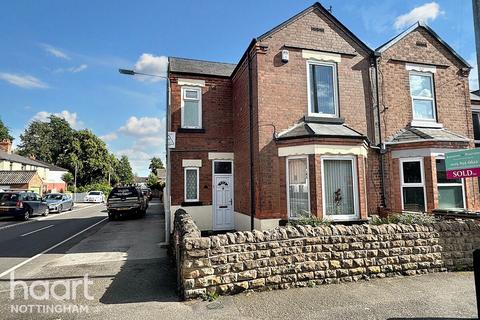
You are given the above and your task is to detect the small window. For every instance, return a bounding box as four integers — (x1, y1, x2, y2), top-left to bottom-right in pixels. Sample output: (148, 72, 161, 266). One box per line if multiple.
(409, 72, 436, 121)
(307, 61, 338, 117)
(436, 158, 464, 209)
(184, 167, 199, 202)
(472, 112, 480, 146)
(400, 158, 425, 212)
(181, 87, 202, 129)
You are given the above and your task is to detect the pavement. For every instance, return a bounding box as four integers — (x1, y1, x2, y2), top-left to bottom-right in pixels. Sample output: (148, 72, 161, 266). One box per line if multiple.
(0, 200, 477, 319)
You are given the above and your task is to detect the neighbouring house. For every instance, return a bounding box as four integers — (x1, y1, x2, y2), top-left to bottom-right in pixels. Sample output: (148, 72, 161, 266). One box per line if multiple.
(0, 140, 49, 182)
(0, 171, 43, 195)
(33, 160, 68, 193)
(164, 2, 477, 232)
(156, 168, 166, 184)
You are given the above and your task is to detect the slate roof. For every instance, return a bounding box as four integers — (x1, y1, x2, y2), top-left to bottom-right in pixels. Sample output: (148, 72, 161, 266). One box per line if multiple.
(471, 90, 480, 102)
(0, 150, 48, 168)
(32, 159, 68, 172)
(277, 122, 364, 140)
(0, 171, 37, 184)
(375, 22, 471, 68)
(386, 127, 469, 144)
(169, 57, 237, 77)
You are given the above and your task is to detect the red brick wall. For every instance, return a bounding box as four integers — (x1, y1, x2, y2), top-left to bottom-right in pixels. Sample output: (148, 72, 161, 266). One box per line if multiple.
(378, 28, 473, 141)
(169, 74, 234, 206)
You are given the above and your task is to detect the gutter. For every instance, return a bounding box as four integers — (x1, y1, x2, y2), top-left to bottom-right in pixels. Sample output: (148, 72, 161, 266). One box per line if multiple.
(373, 52, 387, 208)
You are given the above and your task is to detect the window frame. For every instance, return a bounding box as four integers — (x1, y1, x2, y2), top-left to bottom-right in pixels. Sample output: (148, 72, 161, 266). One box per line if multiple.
(306, 60, 339, 118)
(435, 156, 466, 209)
(286, 155, 311, 219)
(399, 157, 427, 212)
(472, 112, 480, 145)
(184, 167, 199, 202)
(409, 71, 437, 123)
(321, 155, 359, 221)
(180, 86, 202, 129)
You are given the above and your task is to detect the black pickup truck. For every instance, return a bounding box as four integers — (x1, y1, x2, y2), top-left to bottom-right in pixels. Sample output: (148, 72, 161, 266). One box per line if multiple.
(106, 186, 148, 220)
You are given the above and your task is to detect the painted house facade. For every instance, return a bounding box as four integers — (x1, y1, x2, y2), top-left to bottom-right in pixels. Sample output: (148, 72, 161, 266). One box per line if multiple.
(165, 3, 477, 232)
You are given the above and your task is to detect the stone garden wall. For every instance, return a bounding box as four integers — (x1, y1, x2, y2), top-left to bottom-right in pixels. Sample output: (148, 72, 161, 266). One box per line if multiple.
(173, 209, 480, 300)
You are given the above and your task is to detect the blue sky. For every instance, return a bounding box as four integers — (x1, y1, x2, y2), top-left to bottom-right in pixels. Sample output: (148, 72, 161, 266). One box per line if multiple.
(0, 0, 476, 176)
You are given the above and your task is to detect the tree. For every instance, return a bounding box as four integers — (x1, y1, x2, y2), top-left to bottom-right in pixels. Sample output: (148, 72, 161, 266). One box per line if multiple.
(146, 172, 160, 189)
(116, 155, 134, 184)
(0, 118, 13, 141)
(149, 157, 164, 174)
(62, 172, 74, 185)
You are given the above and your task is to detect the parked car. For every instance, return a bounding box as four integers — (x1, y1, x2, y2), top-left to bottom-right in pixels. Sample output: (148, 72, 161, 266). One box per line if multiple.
(106, 186, 148, 220)
(141, 187, 152, 201)
(84, 191, 105, 203)
(43, 193, 74, 213)
(0, 191, 49, 220)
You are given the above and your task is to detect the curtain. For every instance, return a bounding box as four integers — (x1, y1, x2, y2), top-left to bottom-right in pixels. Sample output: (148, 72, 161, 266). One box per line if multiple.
(288, 158, 309, 218)
(324, 159, 355, 216)
(183, 100, 199, 127)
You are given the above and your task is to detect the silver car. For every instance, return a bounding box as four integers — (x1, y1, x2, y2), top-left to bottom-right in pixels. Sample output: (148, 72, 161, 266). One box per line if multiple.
(43, 193, 74, 213)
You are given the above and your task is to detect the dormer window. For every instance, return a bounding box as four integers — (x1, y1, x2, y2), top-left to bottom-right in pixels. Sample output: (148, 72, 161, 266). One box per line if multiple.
(409, 72, 436, 122)
(307, 61, 339, 117)
(181, 86, 202, 129)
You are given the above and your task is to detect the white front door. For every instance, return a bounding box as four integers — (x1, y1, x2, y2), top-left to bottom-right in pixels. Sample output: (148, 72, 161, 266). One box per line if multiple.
(213, 160, 234, 230)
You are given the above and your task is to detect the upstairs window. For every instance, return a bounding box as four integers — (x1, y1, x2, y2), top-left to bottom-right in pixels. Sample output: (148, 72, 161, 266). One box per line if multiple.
(409, 72, 436, 121)
(307, 61, 339, 117)
(472, 112, 480, 147)
(181, 87, 202, 129)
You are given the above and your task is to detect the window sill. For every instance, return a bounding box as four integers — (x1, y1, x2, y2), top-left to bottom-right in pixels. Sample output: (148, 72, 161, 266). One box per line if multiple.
(178, 128, 205, 133)
(303, 116, 345, 124)
(181, 201, 203, 206)
(410, 120, 443, 128)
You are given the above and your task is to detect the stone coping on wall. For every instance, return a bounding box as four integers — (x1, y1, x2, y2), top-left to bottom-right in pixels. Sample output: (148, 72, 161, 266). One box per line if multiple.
(173, 209, 480, 300)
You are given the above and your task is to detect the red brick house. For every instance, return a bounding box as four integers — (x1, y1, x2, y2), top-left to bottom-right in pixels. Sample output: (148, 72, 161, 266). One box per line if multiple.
(165, 3, 477, 232)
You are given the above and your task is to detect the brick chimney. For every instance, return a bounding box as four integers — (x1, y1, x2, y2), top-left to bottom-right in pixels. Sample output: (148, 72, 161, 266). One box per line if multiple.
(0, 139, 12, 154)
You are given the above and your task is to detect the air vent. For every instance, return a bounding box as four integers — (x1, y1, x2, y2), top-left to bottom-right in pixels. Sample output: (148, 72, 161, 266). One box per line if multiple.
(311, 27, 325, 33)
(416, 41, 427, 47)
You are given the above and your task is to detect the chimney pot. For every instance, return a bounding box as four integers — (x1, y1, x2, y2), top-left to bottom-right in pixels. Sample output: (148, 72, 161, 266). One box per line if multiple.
(0, 139, 12, 154)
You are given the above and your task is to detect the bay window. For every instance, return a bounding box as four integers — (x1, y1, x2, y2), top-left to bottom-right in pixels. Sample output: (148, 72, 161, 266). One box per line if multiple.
(181, 87, 202, 129)
(436, 158, 464, 209)
(307, 61, 339, 117)
(409, 72, 436, 122)
(287, 157, 310, 218)
(400, 158, 426, 212)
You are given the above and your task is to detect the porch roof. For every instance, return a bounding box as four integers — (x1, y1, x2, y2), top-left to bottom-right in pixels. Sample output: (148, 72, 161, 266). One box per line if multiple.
(0, 171, 37, 184)
(276, 122, 364, 140)
(386, 127, 469, 144)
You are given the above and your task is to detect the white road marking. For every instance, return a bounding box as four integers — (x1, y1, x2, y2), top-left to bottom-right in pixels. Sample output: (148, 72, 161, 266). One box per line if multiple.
(20, 224, 54, 237)
(0, 217, 108, 278)
(0, 204, 103, 232)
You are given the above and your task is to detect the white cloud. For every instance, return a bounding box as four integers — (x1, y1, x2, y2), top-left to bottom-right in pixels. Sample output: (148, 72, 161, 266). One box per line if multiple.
(100, 132, 118, 142)
(55, 64, 88, 73)
(32, 110, 84, 129)
(394, 2, 443, 30)
(0, 73, 48, 89)
(133, 53, 168, 82)
(118, 116, 164, 136)
(42, 44, 70, 60)
(469, 55, 479, 91)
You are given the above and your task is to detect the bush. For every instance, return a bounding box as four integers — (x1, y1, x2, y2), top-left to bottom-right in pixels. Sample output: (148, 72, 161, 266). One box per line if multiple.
(370, 212, 436, 225)
(287, 212, 331, 227)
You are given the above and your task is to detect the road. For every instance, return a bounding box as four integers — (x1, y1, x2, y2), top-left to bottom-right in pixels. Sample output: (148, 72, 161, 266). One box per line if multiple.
(0, 203, 106, 279)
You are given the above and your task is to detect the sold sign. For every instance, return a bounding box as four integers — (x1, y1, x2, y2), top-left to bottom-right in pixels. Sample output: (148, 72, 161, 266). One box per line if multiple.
(445, 149, 480, 179)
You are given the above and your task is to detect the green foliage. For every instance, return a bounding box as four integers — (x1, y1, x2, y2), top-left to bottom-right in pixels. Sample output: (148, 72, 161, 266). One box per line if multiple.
(61, 172, 74, 185)
(149, 156, 164, 174)
(0, 118, 13, 141)
(202, 291, 219, 302)
(116, 155, 134, 184)
(287, 212, 331, 227)
(146, 172, 162, 189)
(75, 182, 112, 195)
(370, 212, 436, 225)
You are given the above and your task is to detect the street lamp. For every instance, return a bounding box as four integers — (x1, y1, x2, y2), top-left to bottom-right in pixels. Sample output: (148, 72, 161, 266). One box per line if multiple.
(118, 69, 167, 79)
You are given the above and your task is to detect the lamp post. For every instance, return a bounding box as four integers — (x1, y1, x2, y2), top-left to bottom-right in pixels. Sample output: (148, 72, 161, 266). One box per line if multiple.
(119, 68, 169, 245)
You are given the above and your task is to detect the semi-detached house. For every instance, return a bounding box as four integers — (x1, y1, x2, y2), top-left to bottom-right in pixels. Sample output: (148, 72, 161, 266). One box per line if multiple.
(164, 2, 478, 232)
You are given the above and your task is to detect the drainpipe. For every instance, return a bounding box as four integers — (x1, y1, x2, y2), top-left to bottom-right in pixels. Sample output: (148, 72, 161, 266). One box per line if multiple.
(374, 52, 387, 209)
(248, 48, 256, 231)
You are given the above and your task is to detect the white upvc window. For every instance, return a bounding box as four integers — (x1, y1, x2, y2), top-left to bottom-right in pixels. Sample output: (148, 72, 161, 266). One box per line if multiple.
(307, 60, 339, 117)
(184, 167, 199, 202)
(435, 157, 465, 209)
(409, 72, 436, 122)
(286, 156, 310, 219)
(181, 86, 202, 129)
(400, 158, 426, 212)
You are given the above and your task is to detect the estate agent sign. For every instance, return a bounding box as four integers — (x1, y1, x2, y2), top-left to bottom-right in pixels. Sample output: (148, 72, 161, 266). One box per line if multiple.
(445, 148, 480, 179)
